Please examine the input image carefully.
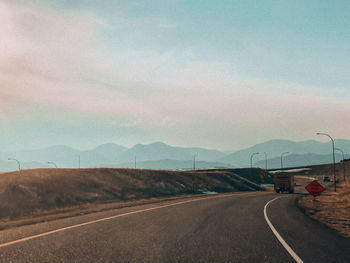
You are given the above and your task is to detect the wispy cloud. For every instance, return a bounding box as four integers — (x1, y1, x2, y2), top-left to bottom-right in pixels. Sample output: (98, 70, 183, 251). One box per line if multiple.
(1, 1, 349, 150)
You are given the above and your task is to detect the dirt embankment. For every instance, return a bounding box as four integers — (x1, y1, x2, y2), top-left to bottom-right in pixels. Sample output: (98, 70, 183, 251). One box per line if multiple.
(0, 168, 264, 227)
(298, 180, 350, 238)
(200, 168, 274, 185)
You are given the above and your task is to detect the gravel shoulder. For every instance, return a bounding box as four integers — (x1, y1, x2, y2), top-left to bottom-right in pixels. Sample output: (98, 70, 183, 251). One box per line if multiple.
(298, 180, 350, 238)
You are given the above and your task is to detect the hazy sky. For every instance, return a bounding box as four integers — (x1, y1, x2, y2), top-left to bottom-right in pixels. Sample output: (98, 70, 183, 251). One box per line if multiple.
(1, 0, 350, 151)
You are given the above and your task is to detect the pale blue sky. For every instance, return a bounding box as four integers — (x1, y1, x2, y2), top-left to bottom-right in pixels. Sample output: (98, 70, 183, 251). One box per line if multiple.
(1, 0, 350, 151)
(58, 0, 350, 90)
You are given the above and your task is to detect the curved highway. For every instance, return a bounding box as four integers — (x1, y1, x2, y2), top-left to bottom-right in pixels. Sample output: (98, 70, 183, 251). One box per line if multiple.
(0, 190, 349, 262)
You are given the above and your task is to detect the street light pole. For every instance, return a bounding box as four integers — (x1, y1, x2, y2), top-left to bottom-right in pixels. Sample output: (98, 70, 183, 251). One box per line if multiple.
(317, 132, 337, 192)
(264, 152, 268, 171)
(47, 161, 58, 168)
(193, 155, 196, 170)
(8, 158, 21, 171)
(250, 152, 259, 169)
(250, 152, 259, 178)
(335, 148, 346, 182)
(280, 152, 289, 169)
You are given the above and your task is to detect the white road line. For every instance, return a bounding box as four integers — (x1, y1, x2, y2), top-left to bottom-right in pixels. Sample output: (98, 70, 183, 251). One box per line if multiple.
(264, 196, 304, 263)
(0, 192, 254, 248)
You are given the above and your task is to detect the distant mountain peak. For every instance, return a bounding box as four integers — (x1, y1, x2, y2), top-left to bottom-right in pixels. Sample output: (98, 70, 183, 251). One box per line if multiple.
(92, 143, 126, 150)
(150, 141, 169, 146)
(132, 141, 171, 149)
(40, 144, 78, 152)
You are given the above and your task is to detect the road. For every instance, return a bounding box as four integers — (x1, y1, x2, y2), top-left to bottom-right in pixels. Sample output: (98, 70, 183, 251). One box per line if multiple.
(0, 181, 349, 262)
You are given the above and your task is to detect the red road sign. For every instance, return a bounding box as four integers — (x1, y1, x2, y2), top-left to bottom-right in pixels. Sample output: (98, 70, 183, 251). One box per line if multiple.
(305, 180, 325, 197)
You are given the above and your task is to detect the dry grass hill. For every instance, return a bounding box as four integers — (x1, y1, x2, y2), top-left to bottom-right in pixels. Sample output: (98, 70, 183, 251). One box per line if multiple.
(0, 168, 265, 223)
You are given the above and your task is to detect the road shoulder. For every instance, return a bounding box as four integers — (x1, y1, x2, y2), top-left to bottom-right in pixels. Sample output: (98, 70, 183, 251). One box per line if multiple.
(297, 181, 350, 238)
(267, 194, 350, 263)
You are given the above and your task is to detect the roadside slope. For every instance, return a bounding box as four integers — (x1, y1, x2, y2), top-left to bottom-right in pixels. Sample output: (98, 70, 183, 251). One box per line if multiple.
(0, 168, 264, 223)
(298, 180, 350, 237)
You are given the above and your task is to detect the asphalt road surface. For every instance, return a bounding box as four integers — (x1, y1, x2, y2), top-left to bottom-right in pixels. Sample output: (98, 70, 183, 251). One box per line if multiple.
(0, 180, 349, 262)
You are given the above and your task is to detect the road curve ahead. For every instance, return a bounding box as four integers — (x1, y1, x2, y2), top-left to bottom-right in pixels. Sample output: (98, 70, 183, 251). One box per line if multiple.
(0, 191, 349, 263)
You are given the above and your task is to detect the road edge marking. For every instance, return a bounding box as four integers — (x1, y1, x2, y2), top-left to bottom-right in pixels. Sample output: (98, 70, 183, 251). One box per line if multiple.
(0, 192, 257, 248)
(264, 196, 304, 263)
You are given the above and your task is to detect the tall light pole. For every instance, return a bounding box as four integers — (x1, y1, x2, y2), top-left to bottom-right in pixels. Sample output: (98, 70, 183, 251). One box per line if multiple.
(264, 152, 268, 171)
(8, 158, 21, 171)
(250, 152, 259, 178)
(134, 156, 137, 169)
(250, 152, 259, 169)
(335, 148, 346, 182)
(193, 155, 196, 170)
(78, 155, 81, 169)
(47, 161, 58, 168)
(317, 132, 336, 192)
(280, 152, 289, 169)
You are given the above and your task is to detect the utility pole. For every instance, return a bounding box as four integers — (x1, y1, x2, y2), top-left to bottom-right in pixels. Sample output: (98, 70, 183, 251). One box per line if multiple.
(317, 132, 337, 192)
(264, 152, 268, 171)
(78, 155, 81, 169)
(134, 156, 137, 169)
(335, 148, 346, 182)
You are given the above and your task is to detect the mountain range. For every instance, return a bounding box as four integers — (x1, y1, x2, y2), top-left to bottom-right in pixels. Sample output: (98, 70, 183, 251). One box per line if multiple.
(0, 139, 349, 172)
(222, 139, 350, 167)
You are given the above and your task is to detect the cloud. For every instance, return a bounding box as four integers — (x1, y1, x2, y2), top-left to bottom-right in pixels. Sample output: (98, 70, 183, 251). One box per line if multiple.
(1, 1, 349, 150)
(0, 1, 97, 109)
(0, 1, 179, 126)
